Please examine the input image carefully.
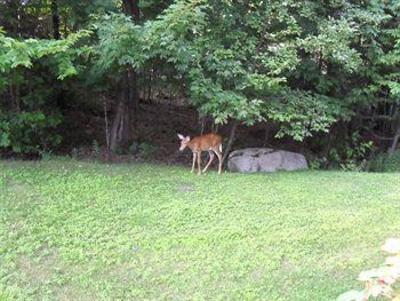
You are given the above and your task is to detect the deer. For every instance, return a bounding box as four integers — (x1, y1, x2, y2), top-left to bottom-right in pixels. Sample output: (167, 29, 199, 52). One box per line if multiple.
(177, 133, 223, 175)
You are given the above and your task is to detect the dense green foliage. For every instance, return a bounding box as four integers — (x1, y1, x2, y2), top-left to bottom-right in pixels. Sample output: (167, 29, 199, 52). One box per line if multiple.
(0, 29, 91, 154)
(1, 0, 400, 164)
(0, 159, 399, 300)
(368, 150, 400, 172)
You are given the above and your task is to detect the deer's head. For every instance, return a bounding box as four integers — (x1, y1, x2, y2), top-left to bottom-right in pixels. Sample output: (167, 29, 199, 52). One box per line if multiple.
(177, 133, 191, 151)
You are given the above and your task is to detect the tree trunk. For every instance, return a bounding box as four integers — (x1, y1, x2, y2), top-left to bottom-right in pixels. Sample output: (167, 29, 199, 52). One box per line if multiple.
(146, 70, 152, 102)
(51, 0, 60, 39)
(109, 0, 140, 152)
(199, 115, 205, 135)
(109, 72, 135, 152)
(123, 0, 140, 22)
(126, 0, 140, 113)
(388, 107, 400, 155)
(110, 101, 122, 152)
(263, 123, 271, 147)
(109, 104, 132, 153)
(389, 121, 400, 155)
(10, 70, 21, 112)
(222, 120, 239, 164)
(129, 66, 139, 117)
(103, 97, 110, 151)
(15, 82, 20, 112)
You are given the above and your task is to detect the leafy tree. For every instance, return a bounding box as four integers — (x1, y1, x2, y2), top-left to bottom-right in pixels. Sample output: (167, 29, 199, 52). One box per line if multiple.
(1, 0, 400, 163)
(0, 28, 91, 154)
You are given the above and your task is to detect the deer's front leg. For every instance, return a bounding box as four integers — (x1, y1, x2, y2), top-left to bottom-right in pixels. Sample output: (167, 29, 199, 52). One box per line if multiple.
(191, 152, 197, 173)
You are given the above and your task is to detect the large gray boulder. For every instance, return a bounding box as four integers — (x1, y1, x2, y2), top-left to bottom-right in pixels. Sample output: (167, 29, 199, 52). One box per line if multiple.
(227, 148, 308, 173)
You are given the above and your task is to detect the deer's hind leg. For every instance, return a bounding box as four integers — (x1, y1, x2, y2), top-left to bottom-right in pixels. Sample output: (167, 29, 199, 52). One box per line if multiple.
(214, 149, 223, 174)
(197, 151, 202, 175)
(203, 151, 215, 173)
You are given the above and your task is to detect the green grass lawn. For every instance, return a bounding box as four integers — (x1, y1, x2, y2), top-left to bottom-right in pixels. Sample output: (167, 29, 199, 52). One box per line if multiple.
(1, 159, 399, 300)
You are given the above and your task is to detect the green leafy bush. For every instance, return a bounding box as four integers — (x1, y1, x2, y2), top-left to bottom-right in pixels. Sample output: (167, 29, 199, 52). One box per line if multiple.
(91, 139, 100, 158)
(328, 133, 374, 171)
(367, 151, 400, 172)
(309, 157, 328, 170)
(337, 238, 400, 301)
(138, 142, 157, 158)
(0, 29, 91, 157)
(128, 141, 157, 158)
(0, 111, 62, 155)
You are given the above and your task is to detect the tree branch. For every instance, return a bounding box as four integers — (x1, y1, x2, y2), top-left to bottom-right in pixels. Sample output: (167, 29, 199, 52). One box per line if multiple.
(222, 120, 239, 164)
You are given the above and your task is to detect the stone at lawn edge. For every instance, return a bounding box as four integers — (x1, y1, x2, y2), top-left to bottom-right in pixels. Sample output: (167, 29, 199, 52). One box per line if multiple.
(227, 148, 308, 173)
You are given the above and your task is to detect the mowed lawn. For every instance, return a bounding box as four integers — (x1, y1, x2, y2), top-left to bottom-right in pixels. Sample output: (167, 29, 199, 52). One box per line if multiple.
(1, 159, 400, 300)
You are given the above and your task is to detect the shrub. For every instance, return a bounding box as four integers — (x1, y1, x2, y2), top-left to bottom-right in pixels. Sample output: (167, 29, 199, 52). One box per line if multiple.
(328, 133, 374, 171)
(138, 142, 157, 159)
(367, 151, 400, 172)
(337, 238, 400, 301)
(0, 111, 62, 155)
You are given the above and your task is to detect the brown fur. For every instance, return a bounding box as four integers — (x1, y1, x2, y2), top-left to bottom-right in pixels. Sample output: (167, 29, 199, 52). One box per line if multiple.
(186, 133, 222, 152)
(178, 133, 223, 175)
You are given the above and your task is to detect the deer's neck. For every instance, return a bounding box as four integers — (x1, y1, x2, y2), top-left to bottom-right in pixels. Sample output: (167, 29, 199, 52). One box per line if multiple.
(187, 141, 198, 152)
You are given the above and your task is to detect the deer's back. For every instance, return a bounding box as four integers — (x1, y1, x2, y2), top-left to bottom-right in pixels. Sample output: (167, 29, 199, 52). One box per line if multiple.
(190, 133, 222, 151)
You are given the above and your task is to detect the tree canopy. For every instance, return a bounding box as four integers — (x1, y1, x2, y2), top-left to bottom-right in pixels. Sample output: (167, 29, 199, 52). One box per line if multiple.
(1, 0, 400, 167)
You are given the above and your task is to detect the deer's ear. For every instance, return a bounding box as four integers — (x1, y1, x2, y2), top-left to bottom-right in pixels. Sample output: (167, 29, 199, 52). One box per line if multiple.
(177, 133, 185, 140)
